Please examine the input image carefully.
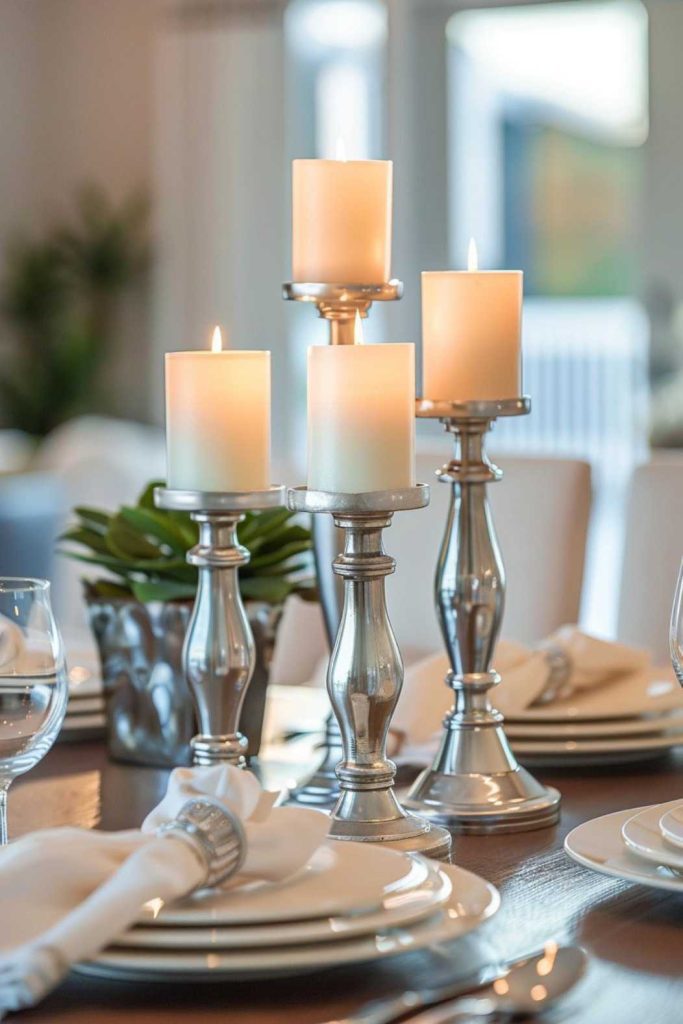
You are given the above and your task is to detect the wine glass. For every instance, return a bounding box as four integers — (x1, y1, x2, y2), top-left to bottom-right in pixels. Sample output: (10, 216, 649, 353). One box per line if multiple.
(670, 559, 683, 688)
(0, 578, 69, 844)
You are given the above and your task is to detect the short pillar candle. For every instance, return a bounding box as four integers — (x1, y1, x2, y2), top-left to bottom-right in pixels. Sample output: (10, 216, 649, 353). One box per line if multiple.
(165, 331, 270, 492)
(422, 251, 523, 401)
(307, 340, 416, 494)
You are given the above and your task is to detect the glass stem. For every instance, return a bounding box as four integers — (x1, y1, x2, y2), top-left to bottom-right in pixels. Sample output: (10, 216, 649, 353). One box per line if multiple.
(0, 782, 10, 846)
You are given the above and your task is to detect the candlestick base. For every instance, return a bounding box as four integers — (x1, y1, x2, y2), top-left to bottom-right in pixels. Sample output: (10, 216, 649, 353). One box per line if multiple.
(155, 486, 286, 767)
(404, 399, 561, 835)
(287, 485, 452, 861)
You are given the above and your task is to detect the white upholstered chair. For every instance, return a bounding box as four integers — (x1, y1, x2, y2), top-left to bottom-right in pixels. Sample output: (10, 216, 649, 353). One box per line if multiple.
(33, 416, 167, 635)
(272, 451, 593, 684)
(386, 450, 593, 652)
(617, 452, 683, 663)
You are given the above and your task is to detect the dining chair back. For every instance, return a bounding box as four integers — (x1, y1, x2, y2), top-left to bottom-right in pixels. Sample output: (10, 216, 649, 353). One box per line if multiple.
(385, 449, 593, 653)
(617, 452, 683, 663)
(0, 472, 66, 583)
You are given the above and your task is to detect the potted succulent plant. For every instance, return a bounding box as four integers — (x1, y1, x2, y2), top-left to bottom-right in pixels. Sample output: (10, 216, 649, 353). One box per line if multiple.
(60, 481, 315, 768)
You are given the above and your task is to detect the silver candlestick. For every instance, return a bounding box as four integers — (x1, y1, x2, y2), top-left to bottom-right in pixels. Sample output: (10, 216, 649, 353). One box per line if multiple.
(404, 399, 561, 833)
(283, 280, 403, 808)
(154, 486, 285, 767)
(288, 485, 452, 860)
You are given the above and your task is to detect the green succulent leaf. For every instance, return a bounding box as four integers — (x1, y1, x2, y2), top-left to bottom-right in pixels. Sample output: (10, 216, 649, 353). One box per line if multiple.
(130, 579, 196, 603)
(73, 506, 111, 533)
(59, 526, 111, 556)
(60, 478, 314, 607)
(239, 507, 292, 546)
(249, 540, 312, 571)
(119, 506, 191, 554)
(105, 515, 164, 561)
(84, 579, 134, 600)
(239, 576, 295, 604)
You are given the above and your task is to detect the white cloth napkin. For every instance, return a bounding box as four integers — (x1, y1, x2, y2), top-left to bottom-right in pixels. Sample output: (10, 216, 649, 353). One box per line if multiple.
(391, 626, 651, 752)
(0, 765, 328, 1015)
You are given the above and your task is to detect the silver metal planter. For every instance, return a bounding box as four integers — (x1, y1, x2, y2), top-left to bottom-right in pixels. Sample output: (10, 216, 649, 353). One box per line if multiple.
(86, 596, 281, 768)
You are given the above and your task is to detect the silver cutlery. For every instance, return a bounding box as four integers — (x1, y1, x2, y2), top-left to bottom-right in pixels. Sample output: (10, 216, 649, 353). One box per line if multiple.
(336, 944, 587, 1024)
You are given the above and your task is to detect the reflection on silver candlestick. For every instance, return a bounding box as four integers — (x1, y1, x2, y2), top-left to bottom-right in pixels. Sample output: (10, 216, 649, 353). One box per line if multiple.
(154, 487, 286, 767)
(288, 485, 452, 860)
(283, 280, 403, 808)
(404, 399, 561, 833)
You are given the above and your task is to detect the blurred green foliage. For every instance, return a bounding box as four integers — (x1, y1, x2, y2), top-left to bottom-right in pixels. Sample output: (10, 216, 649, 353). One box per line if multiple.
(0, 185, 149, 436)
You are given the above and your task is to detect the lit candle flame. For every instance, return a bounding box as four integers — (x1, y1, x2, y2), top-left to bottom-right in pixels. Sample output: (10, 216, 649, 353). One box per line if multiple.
(353, 309, 364, 344)
(536, 940, 558, 977)
(467, 237, 478, 272)
(211, 326, 223, 353)
(336, 137, 348, 162)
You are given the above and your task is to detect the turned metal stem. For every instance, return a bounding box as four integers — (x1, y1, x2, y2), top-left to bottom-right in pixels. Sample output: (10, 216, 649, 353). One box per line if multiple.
(184, 512, 254, 766)
(154, 486, 285, 768)
(289, 487, 451, 859)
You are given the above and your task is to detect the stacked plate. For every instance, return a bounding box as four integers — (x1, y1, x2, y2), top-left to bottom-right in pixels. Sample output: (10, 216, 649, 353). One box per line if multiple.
(505, 667, 683, 767)
(61, 646, 105, 740)
(566, 798, 683, 894)
(75, 840, 499, 982)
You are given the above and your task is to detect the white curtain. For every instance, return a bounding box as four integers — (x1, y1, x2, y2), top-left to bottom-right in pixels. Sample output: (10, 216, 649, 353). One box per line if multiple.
(151, 1, 293, 474)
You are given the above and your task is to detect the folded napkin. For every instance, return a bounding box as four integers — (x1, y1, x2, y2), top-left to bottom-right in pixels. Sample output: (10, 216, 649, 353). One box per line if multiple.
(0, 765, 328, 1015)
(391, 626, 650, 751)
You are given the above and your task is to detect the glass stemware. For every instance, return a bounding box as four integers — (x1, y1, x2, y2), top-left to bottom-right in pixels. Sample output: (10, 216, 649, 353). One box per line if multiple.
(670, 560, 683, 688)
(0, 578, 68, 844)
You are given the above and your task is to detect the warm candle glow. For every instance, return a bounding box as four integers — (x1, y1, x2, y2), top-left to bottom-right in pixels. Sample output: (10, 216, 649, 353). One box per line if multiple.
(211, 326, 223, 353)
(336, 137, 348, 161)
(354, 310, 364, 345)
(467, 237, 478, 272)
(292, 158, 393, 283)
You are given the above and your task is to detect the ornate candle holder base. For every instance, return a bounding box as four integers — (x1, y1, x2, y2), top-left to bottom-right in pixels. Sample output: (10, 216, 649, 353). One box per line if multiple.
(155, 486, 286, 768)
(283, 280, 403, 811)
(403, 399, 561, 835)
(288, 485, 452, 861)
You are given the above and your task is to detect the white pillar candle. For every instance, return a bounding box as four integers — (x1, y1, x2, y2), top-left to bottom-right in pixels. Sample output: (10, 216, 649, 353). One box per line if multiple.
(308, 335, 415, 494)
(165, 328, 270, 492)
(292, 158, 392, 284)
(422, 243, 523, 401)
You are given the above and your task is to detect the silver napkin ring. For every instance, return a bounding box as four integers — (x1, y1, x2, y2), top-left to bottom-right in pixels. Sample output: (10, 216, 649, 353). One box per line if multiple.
(534, 643, 573, 705)
(157, 797, 247, 889)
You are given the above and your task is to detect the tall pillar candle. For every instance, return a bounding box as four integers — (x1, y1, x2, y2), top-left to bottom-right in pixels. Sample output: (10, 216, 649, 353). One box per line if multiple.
(292, 158, 392, 284)
(422, 252, 523, 401)
(165, 333, 270, 492)
(308, 342, 415, 493)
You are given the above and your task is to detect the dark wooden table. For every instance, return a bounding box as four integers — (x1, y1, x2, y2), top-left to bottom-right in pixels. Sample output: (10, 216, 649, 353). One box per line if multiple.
(9, 741, 683, 1023)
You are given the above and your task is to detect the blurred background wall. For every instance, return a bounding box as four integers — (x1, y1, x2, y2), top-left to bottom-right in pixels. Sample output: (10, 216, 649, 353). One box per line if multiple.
(1, 0, 682, 637)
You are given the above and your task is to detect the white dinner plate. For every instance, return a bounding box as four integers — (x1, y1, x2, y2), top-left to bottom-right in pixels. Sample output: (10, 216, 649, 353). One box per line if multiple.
(505, 709, 683, 739)
(76, 862, 500, 982)
(61, 713, 106, 730)
(512, 729, 683, 759)
(565, 800, 683, 893)
(506, 668, 683, 722)
(621, 804, 683, 871)
(118, 859, 452, 950)
(139, 841, 432, 927)
(66, 697, 106, 715)
(659, 804, 683, 849)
